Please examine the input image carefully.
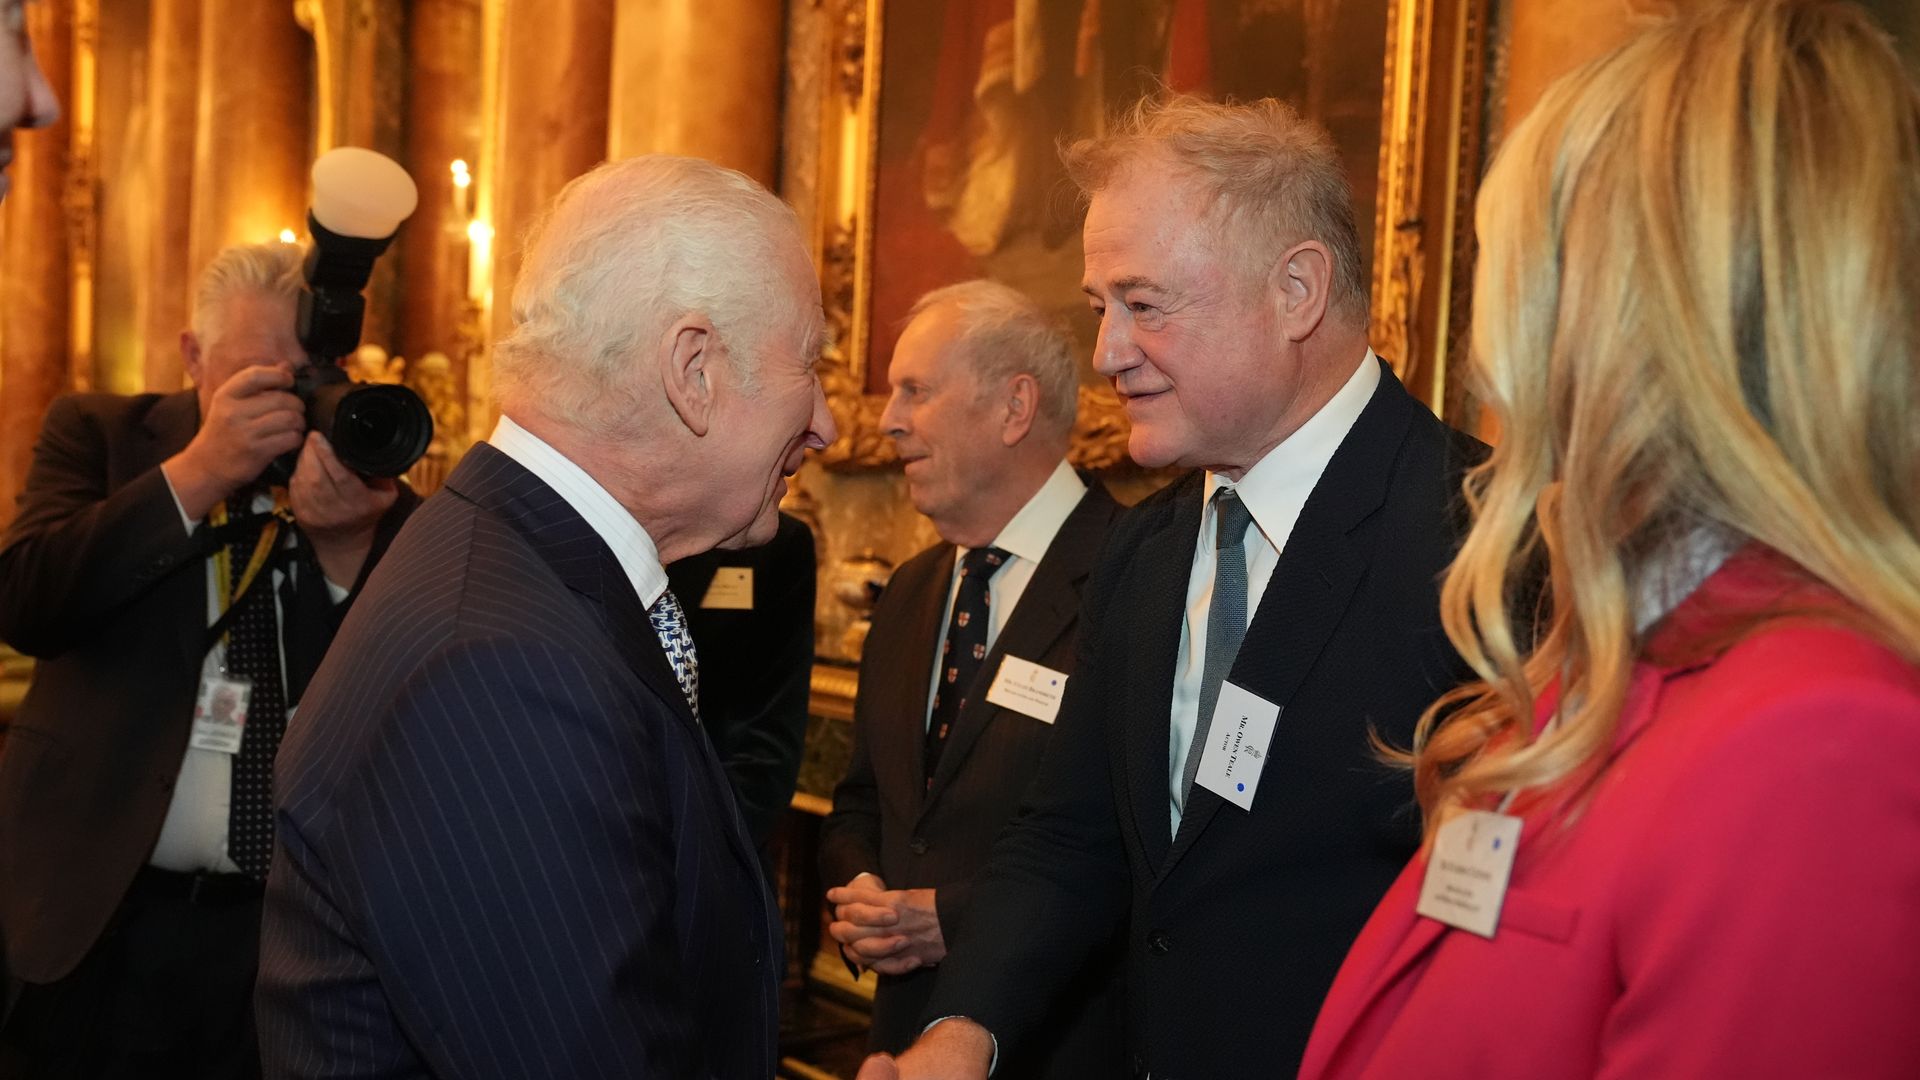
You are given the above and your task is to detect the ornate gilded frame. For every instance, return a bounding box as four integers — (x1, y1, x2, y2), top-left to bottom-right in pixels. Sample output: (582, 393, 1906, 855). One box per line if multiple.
(808, 0, 1494, 471)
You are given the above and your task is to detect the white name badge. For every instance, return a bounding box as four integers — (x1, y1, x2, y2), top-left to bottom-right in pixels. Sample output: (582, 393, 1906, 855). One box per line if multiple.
(984, 655, 1069, 724)
(1193, 682, 1282, 810)
(188, 675, 252, 755)
(700, 567, 753, 610)
(1415, 809, 1523, 938)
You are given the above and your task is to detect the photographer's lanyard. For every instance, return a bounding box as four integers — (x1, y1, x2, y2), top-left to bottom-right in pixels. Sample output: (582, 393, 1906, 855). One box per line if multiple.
(205, 490, 293, 652)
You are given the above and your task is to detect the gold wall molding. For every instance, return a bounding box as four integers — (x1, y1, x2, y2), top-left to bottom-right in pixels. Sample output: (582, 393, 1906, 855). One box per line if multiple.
(1365, 0, 1492, 419)
(64, 0, 98, 391)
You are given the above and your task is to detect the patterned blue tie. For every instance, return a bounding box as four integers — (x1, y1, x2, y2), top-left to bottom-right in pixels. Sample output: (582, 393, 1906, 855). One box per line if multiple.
(648, 588, 700, 722)
(1180, 487, 1253, 805)
(925, 545, 1011, 787)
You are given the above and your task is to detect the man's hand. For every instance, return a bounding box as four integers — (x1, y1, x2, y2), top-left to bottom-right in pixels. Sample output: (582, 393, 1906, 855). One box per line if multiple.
(855, 1018, 994, 1080)
(827, 878, 945, 976)
(289, 432, 398, 589)
(163, 365, 306, 521)
(828, 873, 892, 976)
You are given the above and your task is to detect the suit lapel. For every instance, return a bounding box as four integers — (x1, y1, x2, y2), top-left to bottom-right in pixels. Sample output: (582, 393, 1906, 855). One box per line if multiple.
(1164, 366, 1419, 873)
(1125, 475, 1205, 873)
(880, 544, 956, 816)
(443, 446, 763, 883)
(1313, 669, 1670, 1066)
(921, 487, 1115, 812)
(446, 446, 703, 734)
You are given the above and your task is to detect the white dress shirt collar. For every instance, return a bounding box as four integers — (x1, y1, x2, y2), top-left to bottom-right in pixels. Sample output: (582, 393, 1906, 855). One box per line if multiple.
(1204, 349, 1381, 550)
(978, 458, 1087, 564)
(488, 414, 670, 609)
(925, 459, 1088, 730)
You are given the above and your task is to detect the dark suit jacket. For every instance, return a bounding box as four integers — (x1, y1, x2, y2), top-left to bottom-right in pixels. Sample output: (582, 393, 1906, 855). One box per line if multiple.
(821, 480, 1126, 1078)
(667, 511, 816, 852)
(256, 443, 781, 1079)
(924, 363, 1484, 1078)
(0, 390, 413, 985)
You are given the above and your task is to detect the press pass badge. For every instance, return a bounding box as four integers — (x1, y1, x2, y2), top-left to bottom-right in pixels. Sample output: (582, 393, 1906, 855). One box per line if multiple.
(189, 675, 253, 755)
(1416, 809, 1523, 938)
(700, 567, 754, 610)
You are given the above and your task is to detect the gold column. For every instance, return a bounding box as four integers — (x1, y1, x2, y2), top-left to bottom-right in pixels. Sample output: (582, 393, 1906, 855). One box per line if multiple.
(479, 0, 614, 411)
(398, 0, 482, 380)
(0, 0, 74, 529)
(607, 0, 784, 187)
(186, 0, 312, 293)
(141, 0, 201, 391)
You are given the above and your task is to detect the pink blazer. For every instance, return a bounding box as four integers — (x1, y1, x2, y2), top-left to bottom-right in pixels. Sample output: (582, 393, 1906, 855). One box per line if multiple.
(1300, 550, 1920, 1079)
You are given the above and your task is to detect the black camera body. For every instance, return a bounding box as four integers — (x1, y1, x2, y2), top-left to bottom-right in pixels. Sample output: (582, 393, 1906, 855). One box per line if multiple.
(269, 210, 434, 482)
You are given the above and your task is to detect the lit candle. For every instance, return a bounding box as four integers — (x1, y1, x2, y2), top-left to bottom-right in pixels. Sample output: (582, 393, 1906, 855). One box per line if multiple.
(467, 219, 494, 303)
(450, 159, 472, 220)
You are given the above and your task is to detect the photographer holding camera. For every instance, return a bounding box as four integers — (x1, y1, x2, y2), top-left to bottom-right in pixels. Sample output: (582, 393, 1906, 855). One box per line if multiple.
(0, 242, 416, 1080)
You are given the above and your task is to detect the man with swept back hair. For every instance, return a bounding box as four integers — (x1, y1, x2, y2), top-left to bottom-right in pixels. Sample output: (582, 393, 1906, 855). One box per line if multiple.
(256, 154, 837, 1079)
(819, 280, 1123, 1077)
(863, 96, 1483, 1079)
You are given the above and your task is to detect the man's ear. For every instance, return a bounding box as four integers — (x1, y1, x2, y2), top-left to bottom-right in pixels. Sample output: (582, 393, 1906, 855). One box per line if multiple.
(1000, 372, 1040, 448)
(1273, 240, 1334, 342)
(660, 315, 717, 437)
(180, 331, 205, 388)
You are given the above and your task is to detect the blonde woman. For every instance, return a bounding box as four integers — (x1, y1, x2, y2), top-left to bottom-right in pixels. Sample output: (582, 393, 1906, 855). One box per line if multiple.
(1299, 2, 1920, 1077)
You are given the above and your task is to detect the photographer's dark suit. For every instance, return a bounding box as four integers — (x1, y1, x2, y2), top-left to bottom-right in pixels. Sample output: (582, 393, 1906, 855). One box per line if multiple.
(821, 483, 1124, 1079)
(0, 390, 413, 1076)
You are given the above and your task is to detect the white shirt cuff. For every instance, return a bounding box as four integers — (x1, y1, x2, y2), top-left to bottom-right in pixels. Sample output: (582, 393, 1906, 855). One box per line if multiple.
(162, 465, 197, 535)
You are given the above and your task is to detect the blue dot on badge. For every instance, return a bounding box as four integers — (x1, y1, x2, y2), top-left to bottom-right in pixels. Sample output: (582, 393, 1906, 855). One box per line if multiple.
(1236, 783, 1245, 792)
(1492, 837, 1503, 851)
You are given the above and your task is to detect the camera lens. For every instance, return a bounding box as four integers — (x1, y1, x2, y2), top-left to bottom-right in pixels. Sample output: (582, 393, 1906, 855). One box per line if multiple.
(326, 384, 434, 477)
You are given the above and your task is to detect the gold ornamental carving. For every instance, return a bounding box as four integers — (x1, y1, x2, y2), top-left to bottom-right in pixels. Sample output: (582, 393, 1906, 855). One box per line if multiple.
(834, 0, 867, 102)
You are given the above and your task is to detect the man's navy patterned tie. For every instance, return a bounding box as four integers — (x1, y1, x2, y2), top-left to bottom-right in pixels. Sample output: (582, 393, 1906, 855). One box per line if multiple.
(924, 545, 1010, 789)
(648, 588, 701, 721)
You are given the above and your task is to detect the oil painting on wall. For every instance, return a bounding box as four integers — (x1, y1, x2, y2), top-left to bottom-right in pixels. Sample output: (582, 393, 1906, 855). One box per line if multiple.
(863, 0, 1393, 394)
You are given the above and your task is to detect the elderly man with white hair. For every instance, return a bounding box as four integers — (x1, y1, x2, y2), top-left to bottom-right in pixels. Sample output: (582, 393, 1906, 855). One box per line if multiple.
(255, 154, 836, 1079)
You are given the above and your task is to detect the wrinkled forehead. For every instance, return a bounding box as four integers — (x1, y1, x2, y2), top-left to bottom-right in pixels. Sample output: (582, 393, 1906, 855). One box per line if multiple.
(1082, 183, 1223, 288)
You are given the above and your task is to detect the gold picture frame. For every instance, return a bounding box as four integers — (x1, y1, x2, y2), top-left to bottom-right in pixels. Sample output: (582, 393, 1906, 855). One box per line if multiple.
(807, 0, 1494, 472)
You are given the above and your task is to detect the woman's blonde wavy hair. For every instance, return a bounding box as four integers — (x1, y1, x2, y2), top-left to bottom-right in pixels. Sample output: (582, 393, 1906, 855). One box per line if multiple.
(1411, 0, 1920, 832)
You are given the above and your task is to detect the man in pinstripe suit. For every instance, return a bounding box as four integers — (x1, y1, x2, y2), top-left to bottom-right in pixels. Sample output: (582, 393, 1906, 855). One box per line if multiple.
(255, 155, 838, 1079)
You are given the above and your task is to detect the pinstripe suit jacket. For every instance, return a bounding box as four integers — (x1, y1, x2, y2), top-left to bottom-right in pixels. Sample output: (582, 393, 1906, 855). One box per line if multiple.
(256, 443, 781, 1079)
